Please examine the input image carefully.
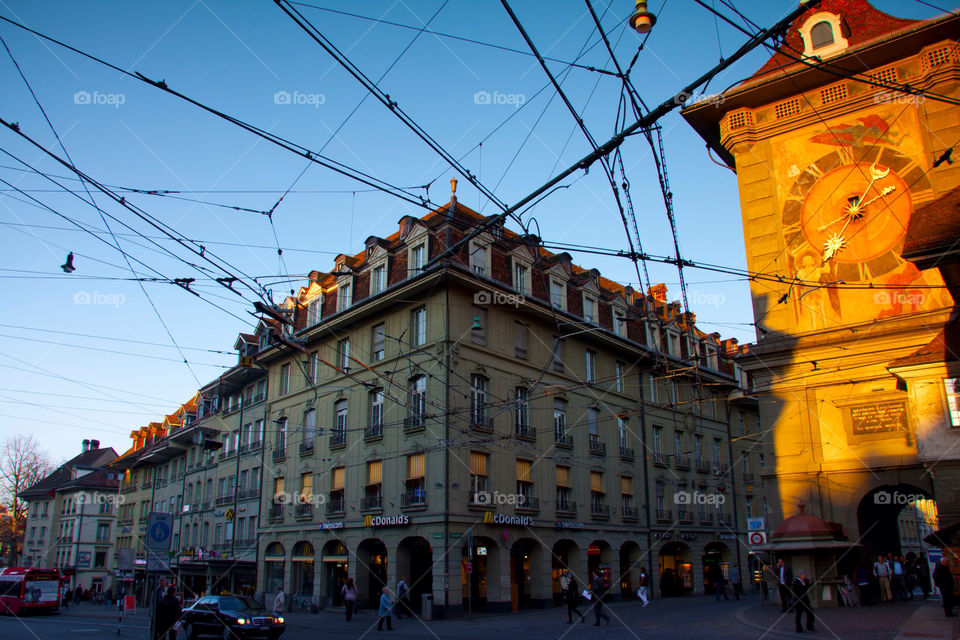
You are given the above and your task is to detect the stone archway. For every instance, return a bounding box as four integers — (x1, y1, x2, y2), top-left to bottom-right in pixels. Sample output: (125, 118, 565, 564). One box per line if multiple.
(658, 541, 693, 597)
(462, 535, 499, 612)
(356, 538, 388, 608)
(291, 541, 315, 598)
(587, 540, 614, 590)
(702, 542, 731, 595)
(509, 537, 543, 609)
(857, 484, 936, 559)
(551, 539, 581, 605)
(321, 539, 349, 606)
(263, 542, 285, 594)
(619, 541, 643, 599)
(397, 536, 433, 614)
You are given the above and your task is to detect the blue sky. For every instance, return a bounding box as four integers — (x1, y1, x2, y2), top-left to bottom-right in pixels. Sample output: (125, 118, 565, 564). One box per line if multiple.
(0, 0, 940, 462)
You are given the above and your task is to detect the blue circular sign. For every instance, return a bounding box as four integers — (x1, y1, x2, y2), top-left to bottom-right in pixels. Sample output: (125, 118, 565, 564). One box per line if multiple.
(149, 520, 170, 544)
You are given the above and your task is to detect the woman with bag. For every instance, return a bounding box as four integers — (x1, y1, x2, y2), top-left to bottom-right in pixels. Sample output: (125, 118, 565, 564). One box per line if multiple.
(341, 576, 358, 621)
(565, 574, 584, 624)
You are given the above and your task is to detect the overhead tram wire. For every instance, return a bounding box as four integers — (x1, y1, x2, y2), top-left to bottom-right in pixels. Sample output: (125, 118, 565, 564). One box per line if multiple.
(420, 0, 823, 277)
(0, 14, 441, 216)
(273, 0, 509, 215)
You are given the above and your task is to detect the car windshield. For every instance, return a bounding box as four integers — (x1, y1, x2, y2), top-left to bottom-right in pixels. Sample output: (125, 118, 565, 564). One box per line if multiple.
(219, 596, 261, 612)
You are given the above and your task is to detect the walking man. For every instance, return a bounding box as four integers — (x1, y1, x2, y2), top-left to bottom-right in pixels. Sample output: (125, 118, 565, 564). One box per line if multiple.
(730, 565, 742, 601)
(777, 559, 794, 612)
(933, 558, 956, 617)
(792, 570, 816, 633)
(713, 565, 728, 601)
(396, 577, 408, 619)
(637, 567, 650, 606)
(874, 555, 893, 602)
(591, 572, 610, 626)
(377, 586, 394, 631)
(272, 585, 285, 617)
(565, 574, 584, 624)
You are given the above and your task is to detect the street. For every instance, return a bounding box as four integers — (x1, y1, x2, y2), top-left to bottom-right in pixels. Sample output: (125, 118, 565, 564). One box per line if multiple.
(0, 594, 952, 640)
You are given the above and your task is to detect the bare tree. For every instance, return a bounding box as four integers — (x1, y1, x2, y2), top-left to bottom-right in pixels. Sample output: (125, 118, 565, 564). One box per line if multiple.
(0, 435, 53, 564)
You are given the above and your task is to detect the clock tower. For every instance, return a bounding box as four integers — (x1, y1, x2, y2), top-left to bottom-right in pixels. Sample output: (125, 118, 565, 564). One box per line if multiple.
(683, 0, 960, 558)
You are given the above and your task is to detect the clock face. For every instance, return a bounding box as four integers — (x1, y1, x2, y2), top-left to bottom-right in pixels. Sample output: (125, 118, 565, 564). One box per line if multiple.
(799, 161, 912, 264)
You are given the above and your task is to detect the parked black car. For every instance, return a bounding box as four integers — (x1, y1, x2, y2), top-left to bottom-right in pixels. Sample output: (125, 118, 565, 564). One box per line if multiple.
(179, 595, 285, 640)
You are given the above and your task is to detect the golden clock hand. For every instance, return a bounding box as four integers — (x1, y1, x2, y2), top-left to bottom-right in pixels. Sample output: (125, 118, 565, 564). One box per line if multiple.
(817, 214, 849, 232)
(822, 217, 853, 263)
(849, 163, 890, 215)
(858, 185, 896, 210)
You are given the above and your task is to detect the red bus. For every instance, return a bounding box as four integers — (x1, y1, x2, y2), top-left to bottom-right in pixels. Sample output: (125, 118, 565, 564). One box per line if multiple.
(0, 567, 62, 615)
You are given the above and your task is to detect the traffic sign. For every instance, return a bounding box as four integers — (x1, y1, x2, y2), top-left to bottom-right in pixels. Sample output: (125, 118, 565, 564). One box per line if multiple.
(746, 517, 765, 531)
(146, 513, 173, 550)
(748, 531, 767, 546)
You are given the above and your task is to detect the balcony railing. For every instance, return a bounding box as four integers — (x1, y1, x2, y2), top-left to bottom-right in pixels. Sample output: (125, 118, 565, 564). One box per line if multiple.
(362, 495, 382, 511)
(121, 484, 137, 494)
(468, 489, 490, 506)
(678, 510, 693, 523)
(695, 458, 710, 473)
(237, 488, 256, 500)
(267, 505, 283, 522)
(590, 503, 610, 518)
(720, 513, 732, 525)
(294, 504, 313, 519)
(652, 453, 667, 467)
(555, 433, 573, 448)
(656, 509, 672, 523)
(404, 415, 425, 433)
(272, 447, 286, 463)
(619, 446, 635, 461)
(621, 506, 638, 520)
(140, 481, 152, 489)
(325, 499, 345, 515)
(365, 425, 383, 441)
(516, 496, 540, 512)
(714, 463, 729, 476)
(674, 455, 690, 469)
(588, 434, 606, 455)
(329, 431, 346, 448)
(699, 512, 714, 524)
(219, 449, 236, 461)
(299, 441, 315, 456)
(515, 424, 535, 440)
(401, 489, 426, 508)
(556, 500, 577, 515)
(215, 494, 235, 506)
(470, 416, 494, 433)
(742, 472, 754, 482)
(235, 538, 256, 548)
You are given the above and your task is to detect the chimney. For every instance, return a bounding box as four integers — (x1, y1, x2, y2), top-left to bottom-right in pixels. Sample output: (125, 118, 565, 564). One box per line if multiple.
(81, 439, 90, 453)
(647, 283, 668, 302)
(90, 440, 100, 450)
(448, 178, 458, 218)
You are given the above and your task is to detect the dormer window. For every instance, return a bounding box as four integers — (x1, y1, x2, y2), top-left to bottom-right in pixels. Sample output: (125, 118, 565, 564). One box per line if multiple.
(470, 243, 488, 277)
(583, 295, 597, 324)
(371, 264, 387, 296)
(550, 278, 566, 311)
(306, 296, 322, 327)
(338, 281, 352, 312)
(800, 12, 848, 59)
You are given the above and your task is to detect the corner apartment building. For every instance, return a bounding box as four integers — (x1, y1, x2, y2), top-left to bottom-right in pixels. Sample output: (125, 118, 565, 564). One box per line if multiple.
(253, 189, 763, 616)
(111, 358, 267, 602)
(19, 440, 118, 592)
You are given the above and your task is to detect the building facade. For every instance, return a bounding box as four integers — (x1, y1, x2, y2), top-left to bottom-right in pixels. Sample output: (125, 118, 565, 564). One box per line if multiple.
(683, 0, 960, 562)
(252, 191, 760, 615)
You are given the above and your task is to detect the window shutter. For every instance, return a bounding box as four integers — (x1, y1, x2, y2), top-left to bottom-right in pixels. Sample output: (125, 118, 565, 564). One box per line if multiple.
(591, 471, 604, 492)
(368, 460, 382, 485)
(332, 467, 345, 490)
(470, 451, 487, 476)
(408, 453, 425, 479)
(516, 459, 531, 483)
(556, 465, 570, 487)
(620, 476, 632, 495)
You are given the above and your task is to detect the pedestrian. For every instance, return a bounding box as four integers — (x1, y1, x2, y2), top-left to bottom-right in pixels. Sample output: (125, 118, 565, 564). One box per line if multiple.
(342, 576, 358, 621)
(874, 555, 892, 602)
(104, 587, 113, 610)
(272, 585, 285, 617)
(74, 585, 82, 605)
(559, 569, 571, 604)
(917, 554, 932, 599)
(61, 582, 69, 610)
(150, 578, 169, 640)
(777, 559, 794, 612)
(713, 565, 728, 601)
(933, 558, 956, 618)
(590, 572, 610, 626)
(855, 565, 874, 605)
(730, 565, 742, 601)
(892, 555, 906, 600)
(565, 574, 584, 623)
(791, 570, 816, 633)
(377, 586, 394, 631)
(396, 576, 409, 619)
(637, 567, 650, 607)
(157, 586, 181, 640)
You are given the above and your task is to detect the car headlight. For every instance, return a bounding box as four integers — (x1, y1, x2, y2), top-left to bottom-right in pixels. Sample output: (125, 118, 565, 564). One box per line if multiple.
(275, 617, 284, 624)
(236, 618, 248, 625)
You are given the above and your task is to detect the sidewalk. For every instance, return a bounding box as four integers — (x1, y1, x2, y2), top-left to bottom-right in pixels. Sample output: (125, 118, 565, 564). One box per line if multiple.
(737, 598, 956, 640)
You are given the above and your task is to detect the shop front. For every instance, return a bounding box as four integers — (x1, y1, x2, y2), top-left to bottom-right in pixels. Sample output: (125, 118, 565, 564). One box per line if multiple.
(658, 540, 694, 596)
(321, 539, 349, 607)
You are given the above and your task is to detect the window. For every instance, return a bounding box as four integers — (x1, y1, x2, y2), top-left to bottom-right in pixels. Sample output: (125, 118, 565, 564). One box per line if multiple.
(553, 399, 568, 442)
(470, 451, 489, 497)
(299, 473, 313, 505)
(307, 352, 318, 384)
(514, 261, 529, 295)
(514, 387, 530, 436)
(810, 21, 834, 49)
(674, 430, 684, 458)
(338, 281, 352, 311)
(406, 453, 425, 505)
(615, 362, 624, 393)
(371, 323, 385, 362)
(588, 408, 602, 452)
(279, 364, 290, 395)
(621, 476, 634, 513)
(550, 279, 564, 310)
(276, 417, 287, 450)
(369, 389, 384, 437)
(273, 477, 285, 503)
(303, 409, 316, 445)
(365, 460, 382, 509)
(585, 350, 596, 383)
(471, 375, 489, 429)
(668, 332, 681, 356)
(652, 426, 663, 460)
(694, 434, 704, 465)
(618, 416, 629, 448)
(583, 295, 597, 323)
(514, 321, 528, 359)
(714, 438, 723, 469)
(412, 307, 427, 347)
(251, 467, 260, 491)
(471, 306, 486, 346)
(613, 310, 626, 337)
(945, 378, 960, 427)
(96, 522, 110, 542)
(334, 399, 348, 437)
(556, 465, 571, 511)
(330, 467, 345, 512)
(647, 375, 658, 403)
(337, 338, 350, 371)
(411, 243, 426, 275)
(516, 458, 532, 503)
(738, 411, 745, 435)
(590, 471, 605, 513)
(371, 264, 386, 295)
(94, 551, 107, 568)
(307, 297, 322, 326)
(470, 243, 487, 276)
(552, 336, 563, 372)
(409, 375, 426, 426)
